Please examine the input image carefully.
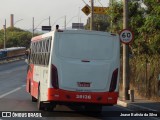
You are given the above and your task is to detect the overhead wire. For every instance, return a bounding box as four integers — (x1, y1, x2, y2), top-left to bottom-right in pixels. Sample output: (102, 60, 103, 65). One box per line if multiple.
(96, 0, 104, 7)
(81, 0, 88, 5)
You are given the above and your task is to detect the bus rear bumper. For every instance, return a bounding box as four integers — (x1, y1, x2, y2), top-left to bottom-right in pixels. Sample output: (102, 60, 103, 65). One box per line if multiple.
(47, 88, 118, 105)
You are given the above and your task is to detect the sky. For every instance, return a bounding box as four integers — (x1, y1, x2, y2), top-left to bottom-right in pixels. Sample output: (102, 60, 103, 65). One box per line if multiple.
(0, 0, 110, 31)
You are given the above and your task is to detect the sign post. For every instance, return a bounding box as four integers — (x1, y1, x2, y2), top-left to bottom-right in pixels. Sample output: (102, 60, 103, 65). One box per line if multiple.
(120, 29, 134, 100)
(122, 0, 129, 101)
(120, 29, 134, 44)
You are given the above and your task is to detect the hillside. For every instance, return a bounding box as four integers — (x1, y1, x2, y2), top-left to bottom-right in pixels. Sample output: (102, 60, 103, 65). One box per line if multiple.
(0, 27, 33, 49)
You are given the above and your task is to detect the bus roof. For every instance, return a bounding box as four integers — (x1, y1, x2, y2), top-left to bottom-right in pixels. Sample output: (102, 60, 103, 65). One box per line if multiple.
(31, 30, 117, 42)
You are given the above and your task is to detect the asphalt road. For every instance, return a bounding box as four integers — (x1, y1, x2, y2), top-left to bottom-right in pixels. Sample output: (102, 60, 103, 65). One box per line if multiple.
(0, 60, 158, 120)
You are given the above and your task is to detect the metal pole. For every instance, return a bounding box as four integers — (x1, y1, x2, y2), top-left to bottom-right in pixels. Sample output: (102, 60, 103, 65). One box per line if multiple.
(3, 19, 6, 49)
(49, 16, 51, 31)
(32, 17, 34, 37)
(78, 7, 80, 29)
(123, 0, 129, 100)
(90, 0, 94, 30)
(128, 90, 134, 102)
(110, 0, 113, 32)
(49, 16, 51, 26)
(80, 17, 82, 29)
(64, 16, 66, 30)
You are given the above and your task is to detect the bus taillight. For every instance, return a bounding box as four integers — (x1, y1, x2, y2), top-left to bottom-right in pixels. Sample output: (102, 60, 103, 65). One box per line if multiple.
(109, 68, 118, 92)
(52, 64, 59, 89)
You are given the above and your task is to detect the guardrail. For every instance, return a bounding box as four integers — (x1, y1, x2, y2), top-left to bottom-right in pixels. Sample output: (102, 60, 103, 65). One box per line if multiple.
(0, 54, 26, 64)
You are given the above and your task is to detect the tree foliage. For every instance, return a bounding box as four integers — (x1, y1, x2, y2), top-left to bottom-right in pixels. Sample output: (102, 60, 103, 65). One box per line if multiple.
(89, 0, 160, 55)
(85, 14, 110, 31)
(106, 1, 123, 33)
(0, 27, 32, 49)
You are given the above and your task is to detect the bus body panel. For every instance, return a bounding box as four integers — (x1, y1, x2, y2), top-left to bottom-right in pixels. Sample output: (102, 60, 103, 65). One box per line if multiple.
(51, 31, 120, 93)
(47, 88, 118, 105)
(33, 65, 49, 101)
(58, 61, 111, 91)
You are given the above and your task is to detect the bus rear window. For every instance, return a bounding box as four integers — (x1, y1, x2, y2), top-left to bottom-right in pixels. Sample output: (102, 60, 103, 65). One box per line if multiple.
(57, 34, 114, 60)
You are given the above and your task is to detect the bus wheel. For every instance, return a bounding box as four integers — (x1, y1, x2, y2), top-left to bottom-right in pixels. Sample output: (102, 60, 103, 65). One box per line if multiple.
(32, 96, 37, 102)
(37, 88, 45, 110)
(85, 105, 102, 113)
(46, 106, 54, 111)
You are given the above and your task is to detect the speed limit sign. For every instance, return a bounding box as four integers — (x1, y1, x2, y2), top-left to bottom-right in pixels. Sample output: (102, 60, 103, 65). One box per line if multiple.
(119, 29, 134, 44)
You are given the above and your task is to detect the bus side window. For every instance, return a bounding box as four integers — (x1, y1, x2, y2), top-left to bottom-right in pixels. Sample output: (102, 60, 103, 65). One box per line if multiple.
(29, 36, 52, 66)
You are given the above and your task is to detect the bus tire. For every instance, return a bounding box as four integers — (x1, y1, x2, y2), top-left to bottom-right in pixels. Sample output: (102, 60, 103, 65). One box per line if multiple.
(32, 96, 37, 102)
(37, 88, 45, 110)
(85, 105, 102, 113)
(46, 105, 54, 111)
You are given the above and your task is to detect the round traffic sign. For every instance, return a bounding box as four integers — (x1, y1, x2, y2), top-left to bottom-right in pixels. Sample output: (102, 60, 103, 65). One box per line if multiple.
(119, 29, 134, 44)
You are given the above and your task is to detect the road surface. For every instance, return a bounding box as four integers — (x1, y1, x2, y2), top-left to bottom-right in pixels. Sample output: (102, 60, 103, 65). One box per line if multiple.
(0, 60, 158, 120)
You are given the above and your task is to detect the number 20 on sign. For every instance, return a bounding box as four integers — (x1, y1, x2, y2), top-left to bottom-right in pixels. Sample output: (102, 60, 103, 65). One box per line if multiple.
(119, 29, 134, 44)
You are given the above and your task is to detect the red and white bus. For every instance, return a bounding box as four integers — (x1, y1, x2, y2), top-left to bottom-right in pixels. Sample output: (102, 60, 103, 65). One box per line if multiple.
(26, 29, 120, 112)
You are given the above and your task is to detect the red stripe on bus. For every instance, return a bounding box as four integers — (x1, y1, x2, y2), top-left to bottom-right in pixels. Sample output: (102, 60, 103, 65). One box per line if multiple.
(26, 64, 39, 99)
(31, 80, 39, 98)
(47, 88, 118, 105)
(26, 64, 34, 93)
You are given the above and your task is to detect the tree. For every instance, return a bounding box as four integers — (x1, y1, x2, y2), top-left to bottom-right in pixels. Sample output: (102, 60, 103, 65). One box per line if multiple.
(106, 0, 123, 33)
(0, 27, 33, 49)
(106, 0, 160, 55)
(138, 0, 160, 54)
(84, 14, 110, 31)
